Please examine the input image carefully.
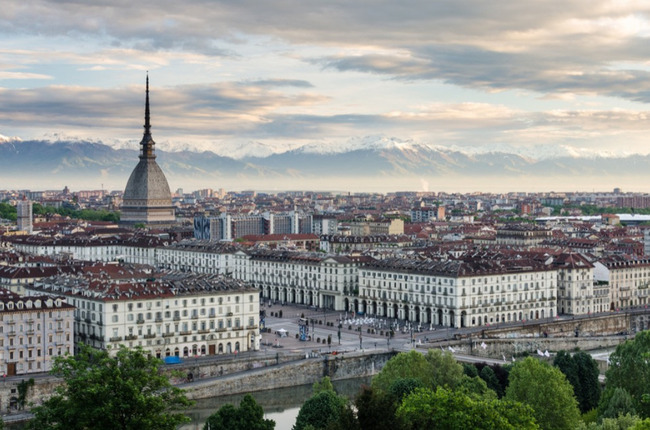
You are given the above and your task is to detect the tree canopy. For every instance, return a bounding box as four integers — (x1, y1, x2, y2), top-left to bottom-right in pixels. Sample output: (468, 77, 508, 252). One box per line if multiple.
(396, 387, 538, 430)
(203, 394, 274, 430)
(506, 357, 581, 430)
(28, 345, 191, 430)
(602, 330, 650, 418)
(293, 390, 347, 430)
(554, 350, 601, 413)
(0, 202, 16, 221)
(372, 350, 466, 394)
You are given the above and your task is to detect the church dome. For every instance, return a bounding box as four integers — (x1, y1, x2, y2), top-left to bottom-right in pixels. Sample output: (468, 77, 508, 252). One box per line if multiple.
(123, 158, 172, 205)
(120, 75, 175, 226)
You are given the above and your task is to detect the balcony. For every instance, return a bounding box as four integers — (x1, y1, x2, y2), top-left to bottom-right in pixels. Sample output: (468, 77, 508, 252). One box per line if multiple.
(179, 330, 191, 336)
(162, 333, 174, 338)
(155, 317, 163, 323)
(197, 329, 210, 334)
(136, 319, 145, 324)
(191, 315, 198, 319)
(143, 334, 156, 339)
(109, 336, 123, 342)
(125, 335, 138, 341)
(173, 316, 181, 321)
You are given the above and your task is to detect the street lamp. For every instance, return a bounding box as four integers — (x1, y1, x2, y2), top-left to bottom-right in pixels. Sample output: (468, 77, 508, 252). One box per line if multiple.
(359, 329, 363, 350)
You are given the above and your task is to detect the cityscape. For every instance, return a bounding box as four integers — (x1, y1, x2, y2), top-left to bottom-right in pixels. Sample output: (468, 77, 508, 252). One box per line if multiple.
(3, 1, 650, 429)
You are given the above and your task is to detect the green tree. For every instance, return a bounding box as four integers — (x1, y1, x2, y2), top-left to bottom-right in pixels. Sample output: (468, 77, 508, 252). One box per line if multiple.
(479, 366, 502, 398)
(371, 350, 432, 393)
(396, 387, 538, 430)
(313, 376, 335, 395)
(293, 390, 347, 430)
(600, 387, 637, 419)
(463, 362, 479, 378)
(574, 351, 601, 413)
(0, 202, 17, 221)
(423, 349, 465, 389)
(28, 345, 191, 430)
(554, 350, 601, 413)
(388, 378, 424, 402)
(576, 413, 643, 430)
(506, 357, 581, 430)
(203, 394, 274, 430)
(602, 331, 650, 418)
(355, 385, 399, 430)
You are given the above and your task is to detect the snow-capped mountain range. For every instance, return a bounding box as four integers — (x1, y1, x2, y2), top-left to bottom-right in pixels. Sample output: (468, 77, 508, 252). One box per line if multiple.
(0, 135, 644, 191)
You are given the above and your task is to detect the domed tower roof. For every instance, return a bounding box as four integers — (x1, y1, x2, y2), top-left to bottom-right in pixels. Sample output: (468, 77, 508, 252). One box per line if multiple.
(121, 75, 175, 226)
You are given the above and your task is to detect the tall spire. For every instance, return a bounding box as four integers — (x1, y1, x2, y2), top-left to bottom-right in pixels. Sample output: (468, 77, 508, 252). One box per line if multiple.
(139, 73, 156, 159)
(144, 73, 151, 137)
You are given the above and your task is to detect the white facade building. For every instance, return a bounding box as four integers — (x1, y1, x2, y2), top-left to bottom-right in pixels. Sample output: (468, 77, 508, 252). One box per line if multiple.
(234, 249, 360, 310)
(26, 271, 260, 358)
(358, 257, 557, 328)
(0, 289, 74, 376)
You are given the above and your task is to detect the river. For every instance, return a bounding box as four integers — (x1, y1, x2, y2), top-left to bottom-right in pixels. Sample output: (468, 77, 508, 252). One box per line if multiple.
(180, 376, 372, 430)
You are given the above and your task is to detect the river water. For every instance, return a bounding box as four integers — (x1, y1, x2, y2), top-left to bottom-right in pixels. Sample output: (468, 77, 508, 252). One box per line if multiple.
(180, 376, 371, 430)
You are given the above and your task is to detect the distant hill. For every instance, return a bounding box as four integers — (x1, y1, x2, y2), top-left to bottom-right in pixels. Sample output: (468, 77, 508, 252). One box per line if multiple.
(0, 139, 644, 191)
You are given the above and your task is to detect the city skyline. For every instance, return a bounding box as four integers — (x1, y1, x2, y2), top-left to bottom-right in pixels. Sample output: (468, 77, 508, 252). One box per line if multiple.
(2, 1, 650, 192)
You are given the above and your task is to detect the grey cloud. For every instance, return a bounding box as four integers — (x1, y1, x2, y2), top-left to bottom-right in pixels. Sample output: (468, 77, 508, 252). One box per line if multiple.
(240, 79, 313, 88)
(320, 45, 650, 102)
(4, 1, 650, 102)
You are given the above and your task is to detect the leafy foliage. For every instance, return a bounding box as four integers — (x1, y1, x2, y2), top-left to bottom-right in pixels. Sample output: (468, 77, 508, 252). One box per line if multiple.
(388, 378, 424, 402)
(0, 202, 17, 221)
(203, 394, 275, 430)
(576, 413, 645, 430)
(293, 390, 347, 430)
(32, 203, 120, 222)
(372, 350, 467, 394)
(28, 345, 191, 430)
(16, 378, 35, 410)
(355, 385, 399, 430)
(602, 331, 650, 418)
(396, 387, 538, 430)
(479, 366, 502, 398)
(313, 376, 335, 395)
(371, 350, 432, 393)
(506, 357, 581, 430)
(554, 350, 601, 413)
(600, 387, 637, 419)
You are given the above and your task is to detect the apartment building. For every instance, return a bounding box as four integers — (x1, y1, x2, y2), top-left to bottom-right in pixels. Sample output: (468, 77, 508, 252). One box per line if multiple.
(156, 240, 237, 274)
(553, 253, 598, 315)
(25, 270, 259, 358)
(359, 257, 557, 328)
(234, 249, 361, 310)
(0, 288, 74, 376)
(594, 256, 650, 310)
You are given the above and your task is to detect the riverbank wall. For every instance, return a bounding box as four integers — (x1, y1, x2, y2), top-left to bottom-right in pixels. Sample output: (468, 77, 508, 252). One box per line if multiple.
(180, 350, 397, 400)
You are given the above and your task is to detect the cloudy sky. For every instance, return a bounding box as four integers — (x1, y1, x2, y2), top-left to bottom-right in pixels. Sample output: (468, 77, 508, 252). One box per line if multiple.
(2, 0, 650, 161)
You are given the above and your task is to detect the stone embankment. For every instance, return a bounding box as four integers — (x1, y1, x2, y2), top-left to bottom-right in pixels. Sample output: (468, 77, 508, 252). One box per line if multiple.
(178, 350, 396, 400)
